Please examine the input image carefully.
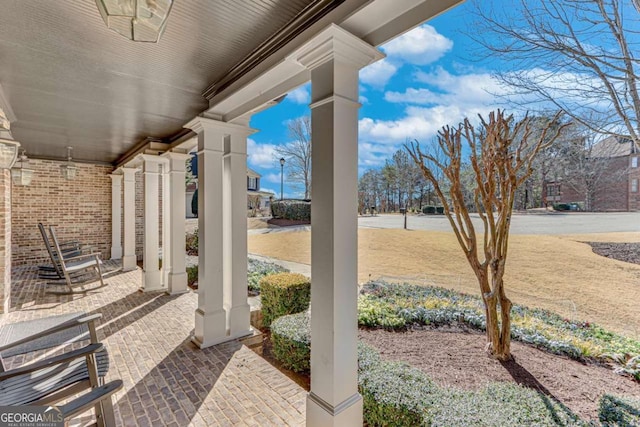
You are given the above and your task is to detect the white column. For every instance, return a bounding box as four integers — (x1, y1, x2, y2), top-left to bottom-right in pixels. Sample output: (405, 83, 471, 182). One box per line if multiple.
(122, 167, 138, 271)
(226, 130, 254, 339)
(185, 118, 227, 348)
(109, 173, 123, 260)
(289, 25, 384, 427)
(162, 161, 171, 287)
(164, 152, 190, 295)
(140, 155, 165, 292)
(184, 117, 257, 347)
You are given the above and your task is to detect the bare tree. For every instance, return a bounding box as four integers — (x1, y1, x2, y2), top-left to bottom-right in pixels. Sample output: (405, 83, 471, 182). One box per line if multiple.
(407, 110, 566, 360)
(471, 0, 640, 151)
(277, 116, 312, 199)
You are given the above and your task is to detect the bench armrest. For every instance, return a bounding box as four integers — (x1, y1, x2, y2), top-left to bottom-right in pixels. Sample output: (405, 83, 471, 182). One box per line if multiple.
(62, 253, 101, 264)
(0, 314, 102, 353)
(58, 380, 123, 420)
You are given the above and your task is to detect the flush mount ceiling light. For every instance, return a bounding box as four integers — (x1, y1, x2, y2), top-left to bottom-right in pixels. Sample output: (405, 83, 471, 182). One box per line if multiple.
(95, 0, 174, 42)
(60, 146, 78, 180)
(11, 149, 34, 186)
(0, 109, 20, 170)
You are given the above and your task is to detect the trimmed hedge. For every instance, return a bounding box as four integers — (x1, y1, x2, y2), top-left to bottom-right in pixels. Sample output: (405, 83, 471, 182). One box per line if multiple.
(260, 272, 310, 327)
(599, 394, 640, 426)
(271, 310, 310, 372)
(271, 199, 311, 221)
(248, 258, 287, 293)
(423, 206, 436, 214)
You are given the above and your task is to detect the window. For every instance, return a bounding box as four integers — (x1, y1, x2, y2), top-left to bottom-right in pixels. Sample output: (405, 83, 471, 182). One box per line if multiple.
(547, 184, 560, 197)
(247, 177, 258, 190)
(632, 178, 639, 193)
(632, 157, 638, 168)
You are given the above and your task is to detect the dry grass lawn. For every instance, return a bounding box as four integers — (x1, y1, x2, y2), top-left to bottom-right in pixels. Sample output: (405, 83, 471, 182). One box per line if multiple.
(248, 229, 640, 338)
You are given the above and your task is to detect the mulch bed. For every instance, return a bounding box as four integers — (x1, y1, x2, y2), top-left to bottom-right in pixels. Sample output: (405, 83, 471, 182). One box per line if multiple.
(586, 242, 640, 265)
(267, 218, 310, 227)
(359, 326, 640, 422)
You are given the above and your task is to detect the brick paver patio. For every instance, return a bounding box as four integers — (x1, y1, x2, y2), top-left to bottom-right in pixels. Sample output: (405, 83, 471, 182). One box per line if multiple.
(2, 262, 306, 426)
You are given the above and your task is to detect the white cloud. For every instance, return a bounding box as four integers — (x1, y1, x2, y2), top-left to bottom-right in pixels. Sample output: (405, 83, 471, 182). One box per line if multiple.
(359, 141, 400, 169)
(382, 24, 453, 65)
(263, 173, 282, 184)
(385, 68, 506, 107)
(359, 95, 369, 104)
(287, 85, 310, 104)
(247, 138, 278, 169)
(359, 104, 494, 144)
(360, 59, 399, 89)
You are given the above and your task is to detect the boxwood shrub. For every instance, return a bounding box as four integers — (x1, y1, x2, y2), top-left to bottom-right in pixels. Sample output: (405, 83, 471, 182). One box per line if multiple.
(271, 199, 311, 221)
(247, 258, 287, 293)
(423, 206, 436, 214)
(260, 272, 310, 327)
(271, 310, 310, 372)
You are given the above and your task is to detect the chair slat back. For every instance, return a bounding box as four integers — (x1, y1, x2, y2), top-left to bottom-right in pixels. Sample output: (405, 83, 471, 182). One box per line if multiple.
(38, 223, 64, 277)
(48, 226, 67, 271)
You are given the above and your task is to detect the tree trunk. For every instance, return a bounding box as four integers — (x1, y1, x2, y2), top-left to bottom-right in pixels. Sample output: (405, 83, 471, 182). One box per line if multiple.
(483, 285, 512, 361)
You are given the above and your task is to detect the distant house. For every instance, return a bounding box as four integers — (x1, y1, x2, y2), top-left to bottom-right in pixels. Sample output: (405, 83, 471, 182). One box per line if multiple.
(247, 168, 275, 211)
(544, 136, 639, 211)
(186, 158, 274, 217)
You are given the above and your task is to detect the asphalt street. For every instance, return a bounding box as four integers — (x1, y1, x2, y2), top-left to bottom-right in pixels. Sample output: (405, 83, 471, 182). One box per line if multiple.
(357, 212, 640, 235)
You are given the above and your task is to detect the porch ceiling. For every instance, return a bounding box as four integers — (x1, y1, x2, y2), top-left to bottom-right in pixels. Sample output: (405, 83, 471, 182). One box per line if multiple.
(0, 0, 332, 163)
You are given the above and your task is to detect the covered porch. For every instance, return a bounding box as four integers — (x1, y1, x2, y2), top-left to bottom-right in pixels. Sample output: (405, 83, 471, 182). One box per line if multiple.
(0, 1, 463, 425)
(5, 263, 306, 426)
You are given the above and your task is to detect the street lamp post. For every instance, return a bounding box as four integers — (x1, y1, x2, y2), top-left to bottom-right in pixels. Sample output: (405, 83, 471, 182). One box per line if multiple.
(279, 157, 285, 200)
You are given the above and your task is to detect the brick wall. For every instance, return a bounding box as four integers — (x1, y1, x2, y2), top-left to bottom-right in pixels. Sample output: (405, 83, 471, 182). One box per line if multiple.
(0, 170, 11, 314)
(549, 156, 631, 211)
(11, 159, 114, 266)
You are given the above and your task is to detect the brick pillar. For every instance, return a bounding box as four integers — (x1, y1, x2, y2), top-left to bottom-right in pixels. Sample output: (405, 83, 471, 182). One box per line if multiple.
(0, 169, 11, 314)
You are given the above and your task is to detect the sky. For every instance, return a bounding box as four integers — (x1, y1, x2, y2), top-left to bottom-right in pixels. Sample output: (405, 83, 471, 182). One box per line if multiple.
(247, 2, 512, 198)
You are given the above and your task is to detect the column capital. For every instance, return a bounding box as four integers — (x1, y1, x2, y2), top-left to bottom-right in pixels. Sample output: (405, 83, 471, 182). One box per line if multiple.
(109, 173, 123, 182)
(120, 166, 140, 176)
(162, 151, 192, 162)
(184, 116, 257, 137)
(288, 24, 384, 71)
(138, 153, 169, 165)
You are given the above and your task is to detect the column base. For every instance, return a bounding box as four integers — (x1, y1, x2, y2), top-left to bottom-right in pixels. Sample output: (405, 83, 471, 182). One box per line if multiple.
(228, 303, 251, 338)
(166, 272, 188, 295)
(192, 308, 228, 349)
(306, 392, 363, 427)
(141, 269, 163, 292)
(122, 255, 137, 272)
(110, 246, 123, 260)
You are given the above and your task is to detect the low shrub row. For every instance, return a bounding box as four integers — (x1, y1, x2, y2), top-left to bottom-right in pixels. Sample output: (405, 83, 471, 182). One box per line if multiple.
(271, 316, 602, 426)
(185, 258, 289, 291)
(271, 199, 311, 221)
(599, 394, 640, 426)
(358, 281, 640, 370)
(554, 203, 572, 211)
(259, 272, 310, 327)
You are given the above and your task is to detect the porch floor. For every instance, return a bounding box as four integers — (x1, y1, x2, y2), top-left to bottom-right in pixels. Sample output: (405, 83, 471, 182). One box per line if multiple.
(2, 262, 306, 426)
